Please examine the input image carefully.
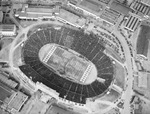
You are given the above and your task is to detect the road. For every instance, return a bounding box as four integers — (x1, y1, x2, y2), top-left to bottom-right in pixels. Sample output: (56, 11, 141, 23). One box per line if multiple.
(9, 7, 23, 30)
(113, 28, 134, 114)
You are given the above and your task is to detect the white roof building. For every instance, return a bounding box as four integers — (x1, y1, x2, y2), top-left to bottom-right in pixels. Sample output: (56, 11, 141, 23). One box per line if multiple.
(0, 24, 16, 36)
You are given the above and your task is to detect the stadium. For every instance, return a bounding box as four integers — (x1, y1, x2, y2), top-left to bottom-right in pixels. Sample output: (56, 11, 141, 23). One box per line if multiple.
(11, 22, 123, 113)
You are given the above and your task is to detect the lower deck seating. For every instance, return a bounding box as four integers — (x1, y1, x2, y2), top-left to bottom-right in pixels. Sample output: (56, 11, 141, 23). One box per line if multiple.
(31, 33, 43, 47)
(70, 82, 78, 92)
(23, 57, 39, 64)
(36, 30, 48, 45)
(91, 81, 103, 95)
(23, 49, 38, 57)
(43, 29, 52, 43)
(58, 28, 70, 46)
(59, 88, 67, 98)
(87, 84, 96, 97)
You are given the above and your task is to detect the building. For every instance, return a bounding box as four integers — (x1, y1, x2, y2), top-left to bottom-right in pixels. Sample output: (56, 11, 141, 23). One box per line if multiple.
(68, 0, 78, 5)
(109, 1, 133, 15)
(67, 0, 103, 19)
(79, 0, 103, 13)
(0, 73, 18, 89)
(136, 61, 143, 71)
(0, 24, 16, 36)
(0, 83, 28, 114)
(130, 96, 142, 114)
(10, 0, 66, 4)
(26, 7, 53, 15)
(130, 0, 150, 16)
(136, 24, 150, 58)
(77, 0, 103, 17)
(57, 8, 86, 27)
(0, 78, 28, 114)
(15, 4, 55, 20)
(0, 82, 14, 104)
(124, 13, 141, 31)
(100, 8, 120, 25)
(5, 92, 28, 112)
(96, 0, 111, 4)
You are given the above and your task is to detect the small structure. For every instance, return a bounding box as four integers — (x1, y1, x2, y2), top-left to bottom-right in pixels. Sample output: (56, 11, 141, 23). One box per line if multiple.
(0, 24, 16, 36)
(141, 60, 150, 72)
(57, 8, 86, 27)
(136, 62, 143, 71)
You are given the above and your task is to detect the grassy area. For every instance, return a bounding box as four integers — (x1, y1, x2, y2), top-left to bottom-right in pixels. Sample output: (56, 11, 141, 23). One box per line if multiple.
(99, 89, 120, 102)
(13, 45, 22, 67)
(46, 105, 81, 114)
(0, 108, 10, 114)
(136, 25, 150, 57)
(0, 38, 13, 50)
(141, 100, 150, 114)
(0, 45, 10, 62)
(20, 20, 36, 28)
(114, 61, 125, 89)
(105, 47, 123, 63)
(0, 38, 13, 62)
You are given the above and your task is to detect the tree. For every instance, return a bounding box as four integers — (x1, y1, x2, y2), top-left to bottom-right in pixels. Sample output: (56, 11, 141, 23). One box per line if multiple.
(123, 0, 128, 5)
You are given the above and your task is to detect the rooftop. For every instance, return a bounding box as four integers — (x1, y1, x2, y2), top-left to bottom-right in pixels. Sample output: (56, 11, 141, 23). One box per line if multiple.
(7, 92, 28, 111)
(109, 1, 133, 15)
(0, 82, 14, 102)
